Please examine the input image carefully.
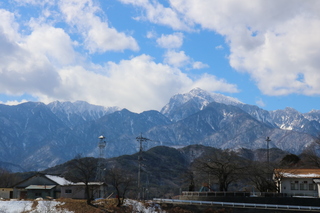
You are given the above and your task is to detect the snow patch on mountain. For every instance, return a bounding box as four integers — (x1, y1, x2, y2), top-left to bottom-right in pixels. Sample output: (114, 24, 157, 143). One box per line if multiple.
(48, 101, 120, 116)
(47, 101, 121, 127)
(161, 87, 242, 118)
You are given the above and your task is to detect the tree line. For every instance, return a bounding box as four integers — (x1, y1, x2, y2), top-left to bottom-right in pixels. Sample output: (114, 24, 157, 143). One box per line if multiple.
(1, 136, 320, 206)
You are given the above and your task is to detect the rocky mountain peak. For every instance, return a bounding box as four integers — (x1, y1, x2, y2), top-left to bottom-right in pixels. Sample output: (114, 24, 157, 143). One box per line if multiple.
(0, 88, 319, 171)
(161, 88, 242, 121)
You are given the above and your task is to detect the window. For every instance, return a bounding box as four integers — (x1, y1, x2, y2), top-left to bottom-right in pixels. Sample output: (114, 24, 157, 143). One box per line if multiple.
(291, 181, 299, 190)
(65, 189, 72, 194)
(300, 181, 308, 190)
(309, 183, 316, 191)
(35, 192, 42, 197)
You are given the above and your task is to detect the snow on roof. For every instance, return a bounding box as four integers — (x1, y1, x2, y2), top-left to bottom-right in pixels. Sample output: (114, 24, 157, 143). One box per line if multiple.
(45, 175, 73, 185)
(72, 182, 105, 186)
(282, 173, 320, 178)
(25, 185, 56, 190)
(275, 169, 320, 178)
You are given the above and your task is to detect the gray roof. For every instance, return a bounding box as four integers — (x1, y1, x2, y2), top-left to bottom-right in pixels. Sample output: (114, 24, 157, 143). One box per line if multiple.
(25, 185, 56, 190)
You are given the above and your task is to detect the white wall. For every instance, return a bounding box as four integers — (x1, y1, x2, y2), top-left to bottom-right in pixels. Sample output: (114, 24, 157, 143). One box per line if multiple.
(0, 188, 12, 199)
(280, 178, 318, 197)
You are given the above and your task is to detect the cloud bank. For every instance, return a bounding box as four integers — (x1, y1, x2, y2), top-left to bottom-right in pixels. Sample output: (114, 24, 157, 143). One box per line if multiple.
(0, 0, 238, 112)
(2, 0, 319, 112)
(128, 0, 320, 96)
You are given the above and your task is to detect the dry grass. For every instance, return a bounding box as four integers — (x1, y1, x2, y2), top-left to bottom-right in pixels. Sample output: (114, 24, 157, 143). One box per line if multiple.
(31, 200, 38, 209)
(56, 198, 102, 213)
(56, 198, 132, 213)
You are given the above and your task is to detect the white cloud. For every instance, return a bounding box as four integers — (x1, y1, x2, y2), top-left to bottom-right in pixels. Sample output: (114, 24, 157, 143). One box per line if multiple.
(59, 0, 139, 53)
(156, 32, 183, 49)
(0, 9, 20, 42)
(39, 55, 238, 112)
(166, 0, 320, 96)
(0, 9, 61, 96)
(13, 0, 55, 6)
(191, 73, 238, 94)
(1, 99, 29, 105)
(158, 33, 208, 70)
(146, 30, 157, 39)
(163, 50, 208, 70)
(163, 50, 189, 67)
(215, 45, 224, 50)
(192, 61, 208, 69)
(24, 24, 76, 65)
(255, 97, 265, 107)
(118, 0, 193, 30)
(0, 2, 238, 113)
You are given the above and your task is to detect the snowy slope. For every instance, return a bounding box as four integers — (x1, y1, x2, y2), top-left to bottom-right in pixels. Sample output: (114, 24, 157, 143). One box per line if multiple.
(161, 87, 242, 121)
(0, 88, 319, 171)
(47, 100, 121, 127)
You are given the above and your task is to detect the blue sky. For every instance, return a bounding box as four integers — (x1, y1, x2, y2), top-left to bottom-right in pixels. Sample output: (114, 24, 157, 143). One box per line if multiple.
(0, 0, 319, 113)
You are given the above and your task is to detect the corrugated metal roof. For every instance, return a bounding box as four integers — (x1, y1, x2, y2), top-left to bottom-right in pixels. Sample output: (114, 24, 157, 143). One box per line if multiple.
(70, 182, 105, 186)
(25, 185, 56, 190)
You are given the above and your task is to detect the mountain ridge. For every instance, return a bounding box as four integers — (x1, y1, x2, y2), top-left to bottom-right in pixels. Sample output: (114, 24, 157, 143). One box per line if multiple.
(0, 88, 319, 171)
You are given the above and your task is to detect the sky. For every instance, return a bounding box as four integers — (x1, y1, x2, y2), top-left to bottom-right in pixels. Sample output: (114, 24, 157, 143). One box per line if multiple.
(0, 0, 320, 113)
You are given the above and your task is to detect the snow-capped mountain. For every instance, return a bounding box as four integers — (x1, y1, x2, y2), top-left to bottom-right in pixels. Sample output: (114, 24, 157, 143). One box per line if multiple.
(270, 108, 320, 136)
(47, 101, 121, 128)
(162, 88, 320, 137)
(161, 87, 242, 121)
(304, 110, 320, 123)
(0, 88, 319, 171)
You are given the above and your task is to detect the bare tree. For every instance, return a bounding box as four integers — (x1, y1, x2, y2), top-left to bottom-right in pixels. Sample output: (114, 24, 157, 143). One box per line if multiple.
(0, 168, 20, 187)
(193, 150, 247, 191)
(65, 156, 98, 205)
(280, 154, 301, 167)
(246, 161, 277, 192)
(106, 167, 134, 207)
(301, 135, 320, 168)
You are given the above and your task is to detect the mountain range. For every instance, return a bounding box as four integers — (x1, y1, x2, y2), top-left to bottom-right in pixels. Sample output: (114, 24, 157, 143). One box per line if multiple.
(0, 88, 319, 171)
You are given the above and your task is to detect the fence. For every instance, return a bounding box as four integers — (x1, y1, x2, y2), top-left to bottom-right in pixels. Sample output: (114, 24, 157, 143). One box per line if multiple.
(181, 191, 319, 198)
(153, 198, 320, 211)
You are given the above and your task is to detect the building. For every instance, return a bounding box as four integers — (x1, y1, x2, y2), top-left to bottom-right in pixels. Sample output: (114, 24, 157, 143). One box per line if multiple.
(12, 173, 106, 199)
(13, 173, 72, 199)
(0, 188, 13, 199)
(61, 182, 106, 199)
(273, 169, 320, 197)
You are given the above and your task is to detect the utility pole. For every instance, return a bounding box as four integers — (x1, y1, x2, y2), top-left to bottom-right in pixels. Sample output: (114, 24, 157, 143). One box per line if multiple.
(136, 133, 150, 200)
(266, 136, 271, 165)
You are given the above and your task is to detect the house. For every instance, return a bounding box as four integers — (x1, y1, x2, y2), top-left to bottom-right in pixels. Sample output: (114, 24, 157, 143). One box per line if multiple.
(273, 169, 320, 197)
(13, 173, 106, 200)
(13, 173, 72, 199)
(61, 182, 106, 199)
(0, 188, 13, 199)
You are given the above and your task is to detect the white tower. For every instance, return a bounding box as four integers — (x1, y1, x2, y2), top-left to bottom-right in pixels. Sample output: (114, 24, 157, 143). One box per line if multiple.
(98, 135, 106, 158)
(96, 135, 106, 182)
